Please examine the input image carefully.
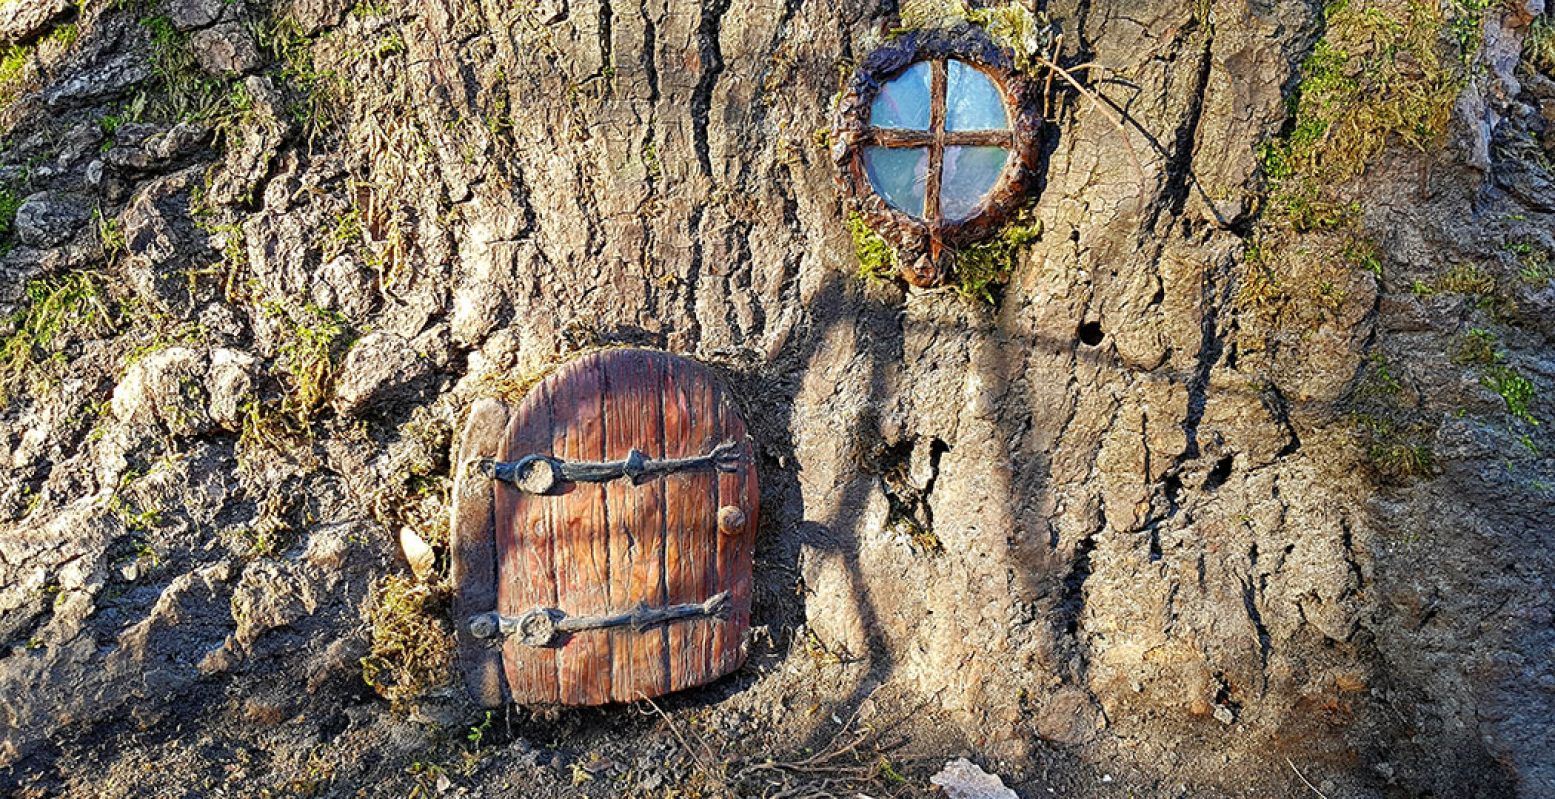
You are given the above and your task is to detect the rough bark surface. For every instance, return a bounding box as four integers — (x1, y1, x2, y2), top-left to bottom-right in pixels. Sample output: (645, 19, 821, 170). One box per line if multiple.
(0, 0, 1552, 796)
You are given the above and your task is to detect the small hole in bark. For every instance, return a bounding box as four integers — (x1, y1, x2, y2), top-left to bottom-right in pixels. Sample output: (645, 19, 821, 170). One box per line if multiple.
(1204, 455, 1234, 491)
(1078, 321, 1104, 346)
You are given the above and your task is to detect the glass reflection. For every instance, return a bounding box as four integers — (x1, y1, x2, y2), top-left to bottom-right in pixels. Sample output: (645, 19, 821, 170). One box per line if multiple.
(864, 146, 929, 216)
(946, 59, 1008, 131)
(869, 61, 932, 130)
(940, 146, 1008, 220)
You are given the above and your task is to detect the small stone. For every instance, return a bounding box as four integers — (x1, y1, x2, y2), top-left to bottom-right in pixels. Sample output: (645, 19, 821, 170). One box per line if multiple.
(930, 758, 1019, 799)
(399, 527, 436, 581)
(1212, 704, 1236, 725)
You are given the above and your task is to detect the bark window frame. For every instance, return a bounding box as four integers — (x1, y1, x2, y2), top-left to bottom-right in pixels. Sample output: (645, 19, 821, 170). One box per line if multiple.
(833, 27, 1044, 287)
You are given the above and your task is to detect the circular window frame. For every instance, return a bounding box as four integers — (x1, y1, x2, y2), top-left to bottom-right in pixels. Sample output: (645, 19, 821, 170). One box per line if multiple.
(832, 27, 1043, 287)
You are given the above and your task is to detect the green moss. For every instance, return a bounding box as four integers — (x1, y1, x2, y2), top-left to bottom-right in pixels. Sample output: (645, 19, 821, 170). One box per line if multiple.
(947, 213, 1042, 302)
(889, 511, 943, 555)
(361, 574, 453, 706)
(848, 210, 1040, 303)
(0, 272, 116, 405)
(965, 3, 1054, 74)
(140, 15, 241, 122)
(1349, 353, 1439, 481)
(847, 212, 897, 283)
(350, 0, 391, 18)
(1510, 242, 1553, 286)
(260, 15, 344, 133)
(1354, 412, 1437, 480)
(1451, 327, 1498, 366)
(1447, 328, 1541, 426)
(1415, 262, 1497, 297)
(642, 139, 662, 181)
(1355, 352, 1404, 401)
(1523, 13, 1555, 74)
(1, 23, 77, 113)
(0, 45, 28, 105)
(263, 301, 353, 421)
(109, 476, 163, 536)
(1344, 238, 1383, 277)
(1482, 364, 1539, 425)
(0, 184, 20, 244)
(1260, 0, 1479, 226)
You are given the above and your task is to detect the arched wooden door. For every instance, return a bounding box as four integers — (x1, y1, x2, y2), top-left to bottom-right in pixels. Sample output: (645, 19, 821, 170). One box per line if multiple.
(450, 349, 758, 706)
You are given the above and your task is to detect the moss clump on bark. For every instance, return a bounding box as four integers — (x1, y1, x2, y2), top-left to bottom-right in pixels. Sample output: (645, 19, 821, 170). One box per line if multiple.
(263, 301, 354, 422)
(848, 211, 1041, 303)
(0, 272, 116, 404)
(0, 183, 20, 246)
(361, 574, 454, 707)
(0, 22, 77, 113)
(946, 213, 1041, 302)
(1350, 355, 1439, 481)
(847, 212, 898, 284)
(1524, 14, 1555, 74)
(1258, 0, 1479, 227)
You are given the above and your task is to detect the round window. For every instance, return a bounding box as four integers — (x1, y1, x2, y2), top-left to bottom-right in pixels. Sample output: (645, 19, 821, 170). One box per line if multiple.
(833, 28, 1043, 287)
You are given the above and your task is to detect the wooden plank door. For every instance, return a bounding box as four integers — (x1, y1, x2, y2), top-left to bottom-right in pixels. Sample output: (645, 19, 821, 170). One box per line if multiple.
(451, 348, 757, 706)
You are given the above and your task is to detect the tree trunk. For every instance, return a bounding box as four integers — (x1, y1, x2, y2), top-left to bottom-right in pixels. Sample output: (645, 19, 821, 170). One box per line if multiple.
(0, 0, 1551, 795)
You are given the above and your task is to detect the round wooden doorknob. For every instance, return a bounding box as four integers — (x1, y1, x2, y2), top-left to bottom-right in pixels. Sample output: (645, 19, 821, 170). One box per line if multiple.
(718, 505, 746, 535)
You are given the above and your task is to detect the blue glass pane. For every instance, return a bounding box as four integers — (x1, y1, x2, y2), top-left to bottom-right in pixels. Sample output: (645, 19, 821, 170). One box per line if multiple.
(864, 146, 928, 217)
(946, 59, 1008, 131)
(870, 61, 932, 130)
(941, 146, 1008, 221)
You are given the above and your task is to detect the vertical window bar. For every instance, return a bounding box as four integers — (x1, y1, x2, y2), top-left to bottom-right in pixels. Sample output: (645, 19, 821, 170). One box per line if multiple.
(926, 59, 948, 236)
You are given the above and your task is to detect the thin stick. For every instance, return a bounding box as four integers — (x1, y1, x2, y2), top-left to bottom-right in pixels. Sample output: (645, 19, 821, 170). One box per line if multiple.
(641, 696, 716, 770)
(1287, 757, 1331, 799)
(1042, 34, 1061, 119)
(1036, 52, 1148, 183)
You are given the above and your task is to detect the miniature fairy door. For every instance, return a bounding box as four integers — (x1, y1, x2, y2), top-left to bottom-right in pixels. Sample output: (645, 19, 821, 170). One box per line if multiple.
(450, 348, 758, 706)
